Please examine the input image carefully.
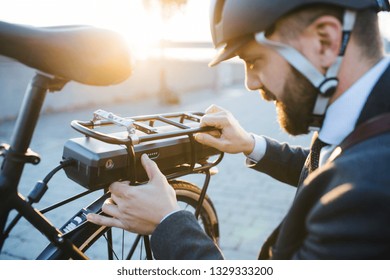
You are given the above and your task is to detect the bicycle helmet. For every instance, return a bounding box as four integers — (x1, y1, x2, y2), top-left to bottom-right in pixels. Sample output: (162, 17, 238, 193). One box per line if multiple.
(209, 0, 390, 130)
(210, 0, 389, 66)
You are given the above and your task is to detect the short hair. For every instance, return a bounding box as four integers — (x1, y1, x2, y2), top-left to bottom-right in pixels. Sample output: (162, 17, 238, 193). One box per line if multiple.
(268, 5, 383, 61)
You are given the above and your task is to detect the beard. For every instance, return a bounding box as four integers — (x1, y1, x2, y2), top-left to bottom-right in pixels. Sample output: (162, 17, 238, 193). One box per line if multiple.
(260, 67, 317, 136)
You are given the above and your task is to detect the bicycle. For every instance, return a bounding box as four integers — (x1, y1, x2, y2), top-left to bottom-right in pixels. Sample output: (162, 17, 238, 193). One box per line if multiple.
(0, 20, 223, 260)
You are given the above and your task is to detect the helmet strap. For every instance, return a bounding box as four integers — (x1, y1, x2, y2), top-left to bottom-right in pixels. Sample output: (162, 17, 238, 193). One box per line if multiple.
(255, 10, 357, 131)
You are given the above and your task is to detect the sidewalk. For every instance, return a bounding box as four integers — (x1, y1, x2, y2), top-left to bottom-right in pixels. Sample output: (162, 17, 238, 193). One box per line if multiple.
(0, 84, 310, 260)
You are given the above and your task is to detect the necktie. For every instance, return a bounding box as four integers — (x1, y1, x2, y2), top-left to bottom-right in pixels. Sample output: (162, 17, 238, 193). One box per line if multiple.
(308, 135, 328, 173)
(258, 134, 327, 259)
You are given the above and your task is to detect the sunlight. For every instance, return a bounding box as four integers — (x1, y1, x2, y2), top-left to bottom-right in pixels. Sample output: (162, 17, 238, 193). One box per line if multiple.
(0, 0, 211, 60)
(100, 1, 167, 60)
(0, 0, 388, 60)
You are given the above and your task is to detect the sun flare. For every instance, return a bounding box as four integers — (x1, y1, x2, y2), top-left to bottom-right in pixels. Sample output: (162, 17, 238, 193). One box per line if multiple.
(0, 0, 211, 60)
(0, 0, 388, 61)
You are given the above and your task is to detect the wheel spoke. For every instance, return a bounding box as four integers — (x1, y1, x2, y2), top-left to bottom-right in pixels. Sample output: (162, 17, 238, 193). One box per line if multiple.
(38, 180, 219, 260)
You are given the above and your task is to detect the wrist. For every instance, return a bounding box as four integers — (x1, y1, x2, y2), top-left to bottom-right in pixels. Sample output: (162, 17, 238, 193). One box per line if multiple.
(245, 134, 267, 163)
(243, 133, 256, 156)
(160, 209, 182, 224)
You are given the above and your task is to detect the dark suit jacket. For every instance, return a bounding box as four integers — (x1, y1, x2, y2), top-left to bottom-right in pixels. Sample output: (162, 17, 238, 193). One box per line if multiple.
(150, 64, 390, 260)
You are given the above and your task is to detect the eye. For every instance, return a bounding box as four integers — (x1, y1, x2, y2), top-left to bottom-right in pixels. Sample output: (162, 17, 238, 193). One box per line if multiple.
(245, 57, 262, 70)
(246, 60, 255, 70)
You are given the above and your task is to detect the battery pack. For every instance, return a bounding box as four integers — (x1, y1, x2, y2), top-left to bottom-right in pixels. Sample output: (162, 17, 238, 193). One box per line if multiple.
(62, 133, 219, 190)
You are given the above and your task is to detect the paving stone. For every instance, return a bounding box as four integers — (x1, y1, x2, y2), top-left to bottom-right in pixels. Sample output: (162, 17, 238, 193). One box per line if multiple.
(0, 84, 309, 259)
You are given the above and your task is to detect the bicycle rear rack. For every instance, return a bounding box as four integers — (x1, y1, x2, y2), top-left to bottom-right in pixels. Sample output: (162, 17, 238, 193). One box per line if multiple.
(67, 110, 224, 188)
(72, 110, 217, 145)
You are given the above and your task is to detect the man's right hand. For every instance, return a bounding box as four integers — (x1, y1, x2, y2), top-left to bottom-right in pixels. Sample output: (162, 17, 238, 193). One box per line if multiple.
(195, 105, 255, 155)
(86, 154, 180, 235)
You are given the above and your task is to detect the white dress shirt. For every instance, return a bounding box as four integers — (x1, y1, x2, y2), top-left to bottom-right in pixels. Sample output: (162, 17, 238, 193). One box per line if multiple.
(247, 56, 390, 167)
(162, 58, 390, 225)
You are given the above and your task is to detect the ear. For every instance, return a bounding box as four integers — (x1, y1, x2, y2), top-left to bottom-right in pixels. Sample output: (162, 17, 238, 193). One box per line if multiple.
(306, 15, 343, 70)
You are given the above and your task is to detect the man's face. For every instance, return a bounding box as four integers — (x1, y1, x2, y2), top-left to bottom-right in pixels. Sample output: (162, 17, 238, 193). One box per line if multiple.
(238, 40, 317, 135)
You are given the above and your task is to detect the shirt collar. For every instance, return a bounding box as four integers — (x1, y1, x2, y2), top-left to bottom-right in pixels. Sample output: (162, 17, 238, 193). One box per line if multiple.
(319, 56, 390, 145)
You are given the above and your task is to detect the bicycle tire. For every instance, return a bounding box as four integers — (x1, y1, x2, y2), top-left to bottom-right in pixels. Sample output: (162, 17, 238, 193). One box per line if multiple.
(37, 179, 219, 260)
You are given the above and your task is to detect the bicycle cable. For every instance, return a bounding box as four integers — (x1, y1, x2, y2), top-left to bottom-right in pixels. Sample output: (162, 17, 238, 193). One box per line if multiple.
(3, 159, 76, 239)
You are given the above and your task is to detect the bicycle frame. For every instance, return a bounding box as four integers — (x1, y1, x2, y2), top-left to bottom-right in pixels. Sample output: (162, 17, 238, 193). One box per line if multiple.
(0, 73, 88, 259)
(0, 73, 224, 260)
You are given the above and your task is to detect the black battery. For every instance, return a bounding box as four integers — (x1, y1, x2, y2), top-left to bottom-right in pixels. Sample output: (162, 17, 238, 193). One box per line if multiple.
(62, 133, 219, 190)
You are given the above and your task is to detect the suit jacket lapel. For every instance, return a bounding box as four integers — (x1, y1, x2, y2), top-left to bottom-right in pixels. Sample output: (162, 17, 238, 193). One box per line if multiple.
(260, 63, 390, 259)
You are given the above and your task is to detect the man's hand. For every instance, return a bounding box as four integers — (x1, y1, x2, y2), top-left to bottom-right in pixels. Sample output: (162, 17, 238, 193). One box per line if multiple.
(195, 105, 255, 155)
(87, 154, 180, 235)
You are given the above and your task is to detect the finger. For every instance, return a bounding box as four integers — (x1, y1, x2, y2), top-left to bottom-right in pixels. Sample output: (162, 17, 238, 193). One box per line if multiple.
(109, 181, 129, 196)
(194, 131, 220, 143)
(110, 191, 134, 209)
(194, 131, 221, 144)
(101, 201, 122, 218)
(86, 213, 123, 228)
(141, 153, 161, 181)
(200, 114, 229, 129)
(109, 193, 122, 206)
(204, 130, 221, 138)
(105, 197, 117, 205)
(205, 104, 223, 114)
(194, 133, 224, 150)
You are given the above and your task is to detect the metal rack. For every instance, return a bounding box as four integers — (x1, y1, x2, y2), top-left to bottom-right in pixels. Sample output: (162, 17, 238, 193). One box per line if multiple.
(70, 110, 224, 185)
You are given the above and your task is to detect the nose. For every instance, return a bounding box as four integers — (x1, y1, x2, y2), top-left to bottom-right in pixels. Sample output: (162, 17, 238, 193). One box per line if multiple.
(245, 66, 262, 91)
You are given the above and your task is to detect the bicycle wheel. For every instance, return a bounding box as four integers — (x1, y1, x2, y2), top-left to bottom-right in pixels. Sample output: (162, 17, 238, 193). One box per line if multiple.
(37, 179, 219, 260)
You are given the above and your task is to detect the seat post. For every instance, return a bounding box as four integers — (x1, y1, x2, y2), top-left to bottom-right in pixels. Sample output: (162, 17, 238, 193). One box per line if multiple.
(0, 73, 67, 247)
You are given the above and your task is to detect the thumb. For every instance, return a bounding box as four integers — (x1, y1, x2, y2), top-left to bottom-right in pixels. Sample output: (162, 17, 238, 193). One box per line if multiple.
(141, 154, 162, 181)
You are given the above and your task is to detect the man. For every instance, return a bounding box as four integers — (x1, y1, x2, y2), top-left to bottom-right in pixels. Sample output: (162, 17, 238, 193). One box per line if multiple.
(87, 0, 390, 259)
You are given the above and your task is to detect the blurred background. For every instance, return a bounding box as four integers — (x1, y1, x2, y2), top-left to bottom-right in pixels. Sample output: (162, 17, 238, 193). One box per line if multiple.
(0, 0, 389, 259)
(0, 0, 245, 121)
(0, 0, 389, 121)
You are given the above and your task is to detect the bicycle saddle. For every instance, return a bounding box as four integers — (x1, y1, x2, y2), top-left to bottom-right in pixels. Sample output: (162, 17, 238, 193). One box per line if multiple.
(0, 21, 132, 86)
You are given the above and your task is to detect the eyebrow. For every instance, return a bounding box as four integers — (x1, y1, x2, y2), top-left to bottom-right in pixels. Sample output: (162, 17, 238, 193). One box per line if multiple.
(237, 41, 269, 61)
(238, 54, 264, 62)
(237, 48, 266, 61)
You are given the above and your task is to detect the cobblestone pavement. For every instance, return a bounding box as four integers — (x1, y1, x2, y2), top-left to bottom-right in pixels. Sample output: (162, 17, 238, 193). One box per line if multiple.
(0, 84, 311, 260)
